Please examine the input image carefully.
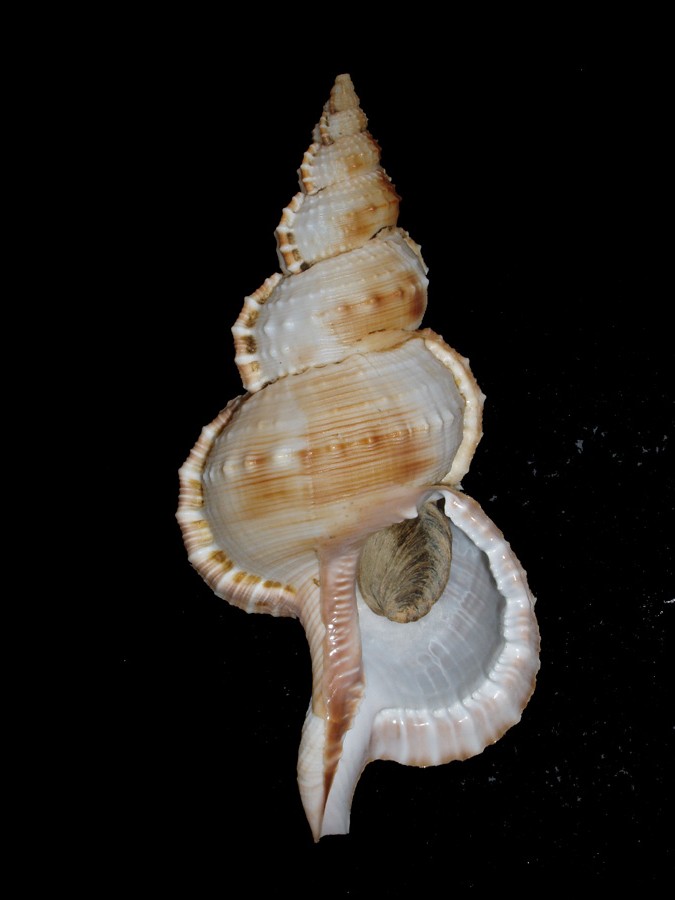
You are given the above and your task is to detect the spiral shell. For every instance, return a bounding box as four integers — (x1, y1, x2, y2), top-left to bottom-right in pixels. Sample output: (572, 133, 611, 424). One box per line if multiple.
(177, 74, 539, 840)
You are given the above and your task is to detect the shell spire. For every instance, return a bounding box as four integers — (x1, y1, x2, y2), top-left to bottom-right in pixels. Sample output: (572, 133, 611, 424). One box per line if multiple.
(275, 74, 400, 275)
(233, 74, 426, 395)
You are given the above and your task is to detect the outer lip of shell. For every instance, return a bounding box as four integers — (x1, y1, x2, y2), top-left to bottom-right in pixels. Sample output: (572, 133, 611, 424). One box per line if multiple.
(312, 485, 540, 839)
(365, 484, 540, 769)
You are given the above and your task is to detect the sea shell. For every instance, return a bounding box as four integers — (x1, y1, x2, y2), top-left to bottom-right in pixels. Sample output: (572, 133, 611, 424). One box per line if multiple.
(177, 74, 540, 840)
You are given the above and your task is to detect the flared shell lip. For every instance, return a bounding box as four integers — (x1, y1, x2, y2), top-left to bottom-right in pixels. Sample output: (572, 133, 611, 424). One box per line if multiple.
(367, 485, 540, 769)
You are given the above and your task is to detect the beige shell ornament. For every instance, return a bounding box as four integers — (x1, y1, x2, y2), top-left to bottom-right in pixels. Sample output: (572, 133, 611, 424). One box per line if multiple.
(177, 74, 540, 840)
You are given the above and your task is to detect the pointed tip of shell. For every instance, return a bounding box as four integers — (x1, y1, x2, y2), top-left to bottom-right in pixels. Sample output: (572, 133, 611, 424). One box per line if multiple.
(313, 74, 368, 147)
(275, 73, 397, 275)
(328, 74, 359, 113)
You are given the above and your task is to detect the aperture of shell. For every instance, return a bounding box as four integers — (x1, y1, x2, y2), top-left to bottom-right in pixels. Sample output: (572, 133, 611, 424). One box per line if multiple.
(357, 500, 453, 624)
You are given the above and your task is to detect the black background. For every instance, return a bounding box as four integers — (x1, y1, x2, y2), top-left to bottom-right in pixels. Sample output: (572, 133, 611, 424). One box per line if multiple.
(104, 31, 672, 892)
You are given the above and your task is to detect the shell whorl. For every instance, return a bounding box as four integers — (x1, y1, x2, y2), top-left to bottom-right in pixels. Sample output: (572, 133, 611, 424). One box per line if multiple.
(233, 228, 429, 393)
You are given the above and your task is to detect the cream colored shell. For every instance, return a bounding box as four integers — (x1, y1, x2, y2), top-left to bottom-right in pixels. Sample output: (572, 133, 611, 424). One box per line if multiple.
(177, 73, 539, 841)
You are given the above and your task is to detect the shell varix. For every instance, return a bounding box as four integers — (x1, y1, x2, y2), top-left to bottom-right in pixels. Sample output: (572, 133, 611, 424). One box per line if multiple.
(177, 74, 540, 839)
